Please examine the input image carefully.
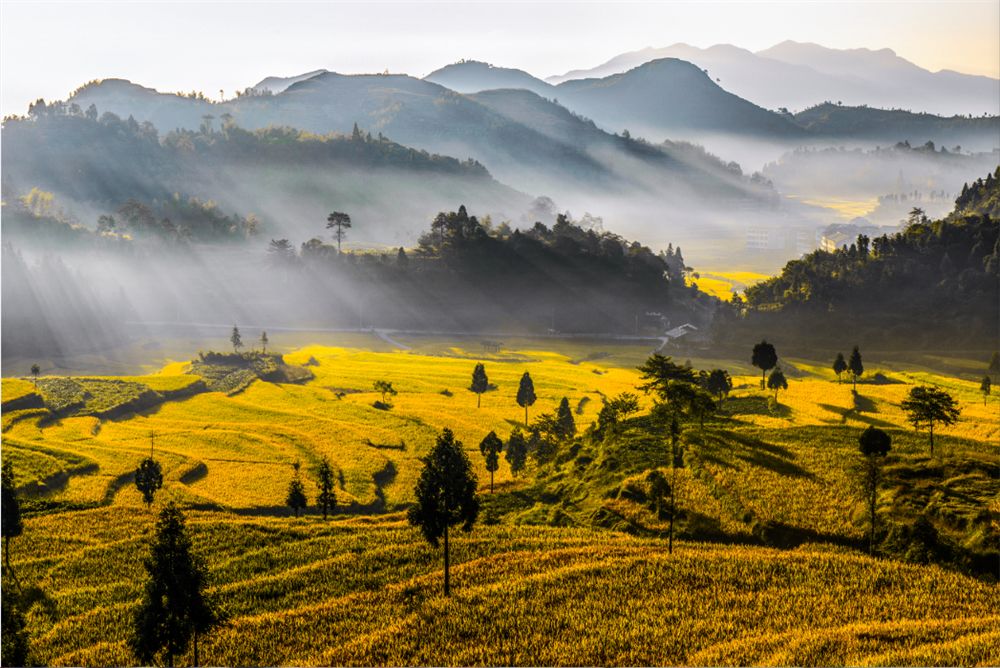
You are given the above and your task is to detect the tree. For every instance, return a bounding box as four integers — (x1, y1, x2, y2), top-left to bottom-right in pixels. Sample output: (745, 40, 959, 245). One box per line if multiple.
(900, 386, 960, 455)
(286, 462, 307, 517)
(469, 363, 489, 408)
(29, 364, 40, 388)
(2, 460, 23, 572)
(596, 392, 640, 437)
(667, 416, 681, 554)
(832, 353, 847, 384)
(705, 369, 732, 403)
(135, 433, 164, 510)
(230, 325, 243, 354)
(981, 376, 992, 405)
(478, 431, 503, 493)
(132, 503, 218, 667)
(555, 397, 576, 438)
(858, 426, 891, 555)
(516, 372, 536, 425)
(315, 457, 336, 520)
(989, 352, 1000, 380)
(408, 428, 479, 596)
(638, 354, 696, 397)
(645, 468, 670, 524)
(260, 331, 269, 354)
(1, 580, 29, 667)
(373, 380, 397, 404)
(752, 340, 778, 389)
(326, 211, 352, 253)
(767, 367, 788, 401)
(848, 346, 864, 390)
(505, 428, 528, 475)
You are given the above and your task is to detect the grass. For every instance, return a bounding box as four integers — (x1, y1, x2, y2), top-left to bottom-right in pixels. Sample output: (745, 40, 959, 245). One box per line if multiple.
(3, 338, 997, 665)
(13, 509, 1000, 667)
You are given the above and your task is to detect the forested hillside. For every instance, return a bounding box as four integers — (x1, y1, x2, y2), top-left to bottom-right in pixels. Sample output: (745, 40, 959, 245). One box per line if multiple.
(1, 106, 523, 243)
(264, 205, 713, 333)
(734, 170, 1000, 347)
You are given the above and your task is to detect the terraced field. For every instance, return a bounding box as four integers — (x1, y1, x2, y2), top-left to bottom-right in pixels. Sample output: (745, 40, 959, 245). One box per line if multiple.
(2, 336, 998, 665)
(15, 510, 1000, 667)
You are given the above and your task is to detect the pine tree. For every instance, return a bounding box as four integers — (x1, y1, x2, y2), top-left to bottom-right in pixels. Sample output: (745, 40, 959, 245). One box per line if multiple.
(230, 325, 243, 353)
(260, 331, 268, 354)
(505, 428, 528, 475)
(478, 431, 503, 493)
(286, 462, 307, 517)
(315, 457, 336, 520)
(132, 503, 218, 667)
(555, 397, 576, 438)
(981, 376, 992, 405)
(135, 432, 164, 510)
(469, 363, 489, 408)
(516, 372, 537, 426)
(2, 460, 23, 572)
(858, 426, 891, 555)
(408, 429, 479, 595)
(832, 353, 847, 383)
(848, 346, 864, 390)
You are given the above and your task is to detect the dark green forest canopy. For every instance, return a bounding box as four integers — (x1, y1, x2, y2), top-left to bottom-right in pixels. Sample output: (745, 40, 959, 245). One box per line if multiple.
(273, 206, 713, 334)
(737, 168, 999, 347)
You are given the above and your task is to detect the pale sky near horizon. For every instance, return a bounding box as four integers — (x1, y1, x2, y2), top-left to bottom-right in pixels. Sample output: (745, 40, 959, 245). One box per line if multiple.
(1, 0, 998, 117)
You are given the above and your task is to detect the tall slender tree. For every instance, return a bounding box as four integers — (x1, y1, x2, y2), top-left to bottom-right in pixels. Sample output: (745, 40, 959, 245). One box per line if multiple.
(260, 331, 269, 354)
(848, 346, 864, 390)
(315, 457, 337, 520)
(132, 503, 219, 667)
(469, 363, 489, 408)
(2, 460, 23, 572)
(505, 428, 528, 476)
(286, 462, 307, 517)
(667, 416, 681, 554)
(832, 353, 847, 384)
(135, 432, 164, 510)
(981, 376, 992, 405)
(230, 326, 243, 354)
(858, 426, 891, 555)
(408, 428, 479, 595)
(326, 211, 352, 253)
(751, 340, 778, 389)
(29, 364, 40, 388)
(478, 431, 503, 493)
(516, 372, 537, 426)
(555, 397, 576, 438)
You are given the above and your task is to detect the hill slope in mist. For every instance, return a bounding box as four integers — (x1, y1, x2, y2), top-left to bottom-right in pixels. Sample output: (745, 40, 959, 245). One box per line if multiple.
(547, 41, 1000, 117)
(424, 60, 555, 97)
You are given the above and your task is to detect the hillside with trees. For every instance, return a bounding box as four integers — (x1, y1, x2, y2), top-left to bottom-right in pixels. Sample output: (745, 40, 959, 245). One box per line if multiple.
(733, 170, 1000, 347)
(267, 205, 715, 333)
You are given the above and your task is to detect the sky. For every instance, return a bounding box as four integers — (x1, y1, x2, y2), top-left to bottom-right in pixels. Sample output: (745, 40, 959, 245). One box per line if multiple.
(1, 0, 998, 117)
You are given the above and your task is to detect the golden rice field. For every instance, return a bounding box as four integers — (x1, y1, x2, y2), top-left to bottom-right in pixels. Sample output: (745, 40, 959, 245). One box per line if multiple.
(13, 509, 1000, 667)
(2, 335, 998, 666)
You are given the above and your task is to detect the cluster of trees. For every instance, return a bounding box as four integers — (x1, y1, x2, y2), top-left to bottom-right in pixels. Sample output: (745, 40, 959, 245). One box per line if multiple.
(735, 172, 999, 347)
(265, 205, 714, 335)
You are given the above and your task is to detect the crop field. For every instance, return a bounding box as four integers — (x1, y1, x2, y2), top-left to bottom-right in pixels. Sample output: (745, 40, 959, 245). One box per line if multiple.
(2, 336, 998, 666)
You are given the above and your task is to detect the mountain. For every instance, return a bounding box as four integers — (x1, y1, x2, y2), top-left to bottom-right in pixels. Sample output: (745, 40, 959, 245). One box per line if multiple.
(65, 74, 775, 210)
(1, 109, 528, 244)
(251, 69, 328, 95)
(547, 41, 1000, 117)
(554, 58, 807, 140)
(424, 61, 555, 97)
(792, 103, 1000, 146)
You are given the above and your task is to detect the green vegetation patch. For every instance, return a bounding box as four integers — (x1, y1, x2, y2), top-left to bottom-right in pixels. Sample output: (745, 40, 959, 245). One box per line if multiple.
(189, 352, 314, 395)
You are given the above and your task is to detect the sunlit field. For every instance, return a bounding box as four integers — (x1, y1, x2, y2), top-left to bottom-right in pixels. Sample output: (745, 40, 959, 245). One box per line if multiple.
(3, 336, 998, 666)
